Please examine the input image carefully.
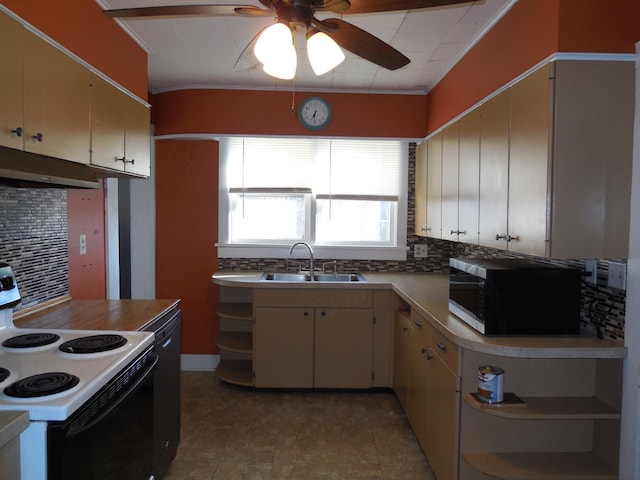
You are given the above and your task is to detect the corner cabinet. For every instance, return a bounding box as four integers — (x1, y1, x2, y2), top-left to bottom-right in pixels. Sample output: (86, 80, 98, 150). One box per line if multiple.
(421, 58, 634, 258)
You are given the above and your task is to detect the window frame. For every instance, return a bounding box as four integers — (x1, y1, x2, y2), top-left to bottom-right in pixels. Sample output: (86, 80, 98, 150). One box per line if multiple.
(217, 138, 408, 261)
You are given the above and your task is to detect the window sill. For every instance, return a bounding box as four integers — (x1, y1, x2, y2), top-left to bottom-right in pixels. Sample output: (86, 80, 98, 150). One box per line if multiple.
(216, 244, 408, 261)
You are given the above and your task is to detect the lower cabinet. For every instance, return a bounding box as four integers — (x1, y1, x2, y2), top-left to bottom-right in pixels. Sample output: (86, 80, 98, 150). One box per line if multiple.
(249, 287, 391, 389)
(394, 301, 460, 480)
(253, 306, 315, 388)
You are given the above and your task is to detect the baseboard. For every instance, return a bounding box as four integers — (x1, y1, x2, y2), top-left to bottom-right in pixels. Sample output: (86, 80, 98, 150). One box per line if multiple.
(180, 354, 220, 371)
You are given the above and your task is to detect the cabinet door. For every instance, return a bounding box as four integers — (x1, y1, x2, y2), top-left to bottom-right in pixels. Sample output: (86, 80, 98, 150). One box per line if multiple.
(441, 123, 460, 242)
(458, 108, 480, 245)
(478, 90, 510, 249)
(23, 33, 91, 164)
(254, 307, 314, 388)
(406, 322, 430, 451)
(426, 132, 443, 239)
(425, 355, 458, 480)
(90, 74, 126, 171)
(0, 11, 25, 150)
(414, 142, 428, 236)
(315, 308, 373, 388)
(393, 312, 411, 409)
(508, 63, 552, 256)
(124, 96, 151, 176)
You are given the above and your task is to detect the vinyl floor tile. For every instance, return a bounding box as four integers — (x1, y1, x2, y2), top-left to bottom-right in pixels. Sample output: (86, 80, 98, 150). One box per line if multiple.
(164, 371, 436, 480)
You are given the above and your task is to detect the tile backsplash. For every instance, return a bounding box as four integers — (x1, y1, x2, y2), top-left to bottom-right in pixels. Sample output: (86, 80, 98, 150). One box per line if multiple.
(219, 143, 627, 343)
(0, 186, 69, 310)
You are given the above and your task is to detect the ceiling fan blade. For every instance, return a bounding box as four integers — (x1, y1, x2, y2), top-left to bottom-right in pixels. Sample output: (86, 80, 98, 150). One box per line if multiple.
(312, 18, 409, 70)
(233, 27, 265, 71)
(103, 4, 272, 19)
(315, 0, 351, 13)
(343, 0, 471, 15)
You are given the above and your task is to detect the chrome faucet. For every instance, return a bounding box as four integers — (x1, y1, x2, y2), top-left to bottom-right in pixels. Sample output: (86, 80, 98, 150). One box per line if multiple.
(289, 241, 314, 280)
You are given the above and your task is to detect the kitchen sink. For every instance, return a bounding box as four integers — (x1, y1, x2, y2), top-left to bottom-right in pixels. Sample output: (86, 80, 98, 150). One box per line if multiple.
(260, 272, 366, 282)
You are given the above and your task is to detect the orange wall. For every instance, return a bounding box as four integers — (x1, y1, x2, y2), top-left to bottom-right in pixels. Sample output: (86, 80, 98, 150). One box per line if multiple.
(1, 0, 148, 100)
(155, 140, 220, 354)
(67, 180, 107, 299)
(151, 89, 427, 138)
(426, 0, 640, 134)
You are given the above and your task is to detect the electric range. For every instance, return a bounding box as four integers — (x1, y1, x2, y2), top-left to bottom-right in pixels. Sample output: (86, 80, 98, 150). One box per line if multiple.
(0, 262, 156, 479)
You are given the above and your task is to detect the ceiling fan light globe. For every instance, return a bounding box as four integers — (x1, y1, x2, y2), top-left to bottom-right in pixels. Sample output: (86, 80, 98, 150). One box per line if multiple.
(254, 22, 294, 66)
(263, 45, 297, 80)
(307, 32, 345, 76)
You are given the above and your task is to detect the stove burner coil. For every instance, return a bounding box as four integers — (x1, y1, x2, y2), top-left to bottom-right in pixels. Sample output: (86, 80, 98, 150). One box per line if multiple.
(4, 372, 80, 398)
(2, 333, 60, 348)
(0, 368, 9, 383)
(59, 334, 127, 354)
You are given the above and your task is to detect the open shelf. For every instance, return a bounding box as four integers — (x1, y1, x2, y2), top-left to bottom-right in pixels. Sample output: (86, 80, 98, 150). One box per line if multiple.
(463, 451, 617, 480)
(216, 359, 253, 387)
(216, 332, 252, 354)
(464, 394, 620, 420)
(217, 303, 253, 321)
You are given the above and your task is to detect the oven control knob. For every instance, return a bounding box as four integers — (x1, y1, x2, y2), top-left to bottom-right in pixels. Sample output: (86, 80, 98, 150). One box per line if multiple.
(0, 276, 14, 291)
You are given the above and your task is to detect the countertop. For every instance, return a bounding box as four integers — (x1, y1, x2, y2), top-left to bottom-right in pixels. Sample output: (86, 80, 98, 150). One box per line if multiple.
(0, 411, 28, 450)
(14, 297, 180, 332)
(212, 271, 626, 359)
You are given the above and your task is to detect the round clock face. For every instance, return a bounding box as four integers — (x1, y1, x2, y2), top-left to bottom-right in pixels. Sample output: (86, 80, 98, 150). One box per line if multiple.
(298, 97, 332, 130)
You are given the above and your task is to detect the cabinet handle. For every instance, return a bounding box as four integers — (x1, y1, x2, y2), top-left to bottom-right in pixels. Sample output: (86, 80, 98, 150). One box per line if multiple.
(507, 235, 519, 242)
(32, 132, 43, 142)
(320, 311, 326, 317)
(495, 234, 506, 241)
(10, 127, 23, 137)
(303, 311, 309, 317)
(116, 156, 135, 165)
(436, 341, 447, 352)
(414, 320, 423, 328)
(421, 348, 433, 360)
(450, 230, 467, 235)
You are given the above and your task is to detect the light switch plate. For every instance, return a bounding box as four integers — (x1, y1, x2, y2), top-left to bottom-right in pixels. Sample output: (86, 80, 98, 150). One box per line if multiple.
(414, 244, 428, 258)
(608, 261, 627, 290)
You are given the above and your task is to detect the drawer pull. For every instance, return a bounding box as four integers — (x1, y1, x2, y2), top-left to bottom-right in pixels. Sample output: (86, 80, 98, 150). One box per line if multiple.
(436, 341, 447, 352)
(414, 320, 423, 328)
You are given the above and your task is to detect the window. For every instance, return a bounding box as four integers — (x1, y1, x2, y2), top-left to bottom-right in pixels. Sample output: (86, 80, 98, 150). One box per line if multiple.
(218, 137, 408, 260)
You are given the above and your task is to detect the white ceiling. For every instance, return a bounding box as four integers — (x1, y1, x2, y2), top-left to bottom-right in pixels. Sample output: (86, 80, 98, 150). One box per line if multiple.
(97, 0, 515, 94)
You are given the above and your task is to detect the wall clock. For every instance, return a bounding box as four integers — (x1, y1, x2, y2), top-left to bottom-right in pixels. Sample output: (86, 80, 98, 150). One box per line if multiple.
(298, 96, 332, 130)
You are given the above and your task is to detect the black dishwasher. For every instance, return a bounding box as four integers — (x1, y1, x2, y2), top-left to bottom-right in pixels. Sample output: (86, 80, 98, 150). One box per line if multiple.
(144, 308, 182, 479)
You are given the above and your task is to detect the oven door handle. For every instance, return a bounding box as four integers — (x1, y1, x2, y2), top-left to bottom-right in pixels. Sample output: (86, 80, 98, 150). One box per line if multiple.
(67, 352, 159, 439)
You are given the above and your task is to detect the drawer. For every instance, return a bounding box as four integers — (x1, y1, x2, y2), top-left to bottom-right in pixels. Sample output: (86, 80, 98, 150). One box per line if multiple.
(410, 310, 430, 344)
(430, 327, 459, 374)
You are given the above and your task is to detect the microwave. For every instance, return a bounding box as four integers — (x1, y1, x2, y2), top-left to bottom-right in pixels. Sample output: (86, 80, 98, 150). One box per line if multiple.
(449, 258, 582, 336)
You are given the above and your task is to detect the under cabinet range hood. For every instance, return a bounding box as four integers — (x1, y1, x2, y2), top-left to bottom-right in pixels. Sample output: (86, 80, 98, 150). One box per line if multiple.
(0, 145, 99, 189)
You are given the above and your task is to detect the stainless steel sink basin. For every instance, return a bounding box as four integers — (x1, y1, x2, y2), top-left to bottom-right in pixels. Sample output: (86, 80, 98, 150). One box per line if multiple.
(260, 272, 366, 282)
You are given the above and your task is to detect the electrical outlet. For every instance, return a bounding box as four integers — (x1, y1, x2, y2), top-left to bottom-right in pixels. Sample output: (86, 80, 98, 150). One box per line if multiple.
(79, 234, 87, 255)
(414, 244, 428, 258)
(608, 261, 627, 290)
(584, 260, 597, 285)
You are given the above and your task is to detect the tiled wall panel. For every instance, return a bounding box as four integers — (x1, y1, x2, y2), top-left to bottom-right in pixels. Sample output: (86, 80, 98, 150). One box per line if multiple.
(0, 186, 69, 310)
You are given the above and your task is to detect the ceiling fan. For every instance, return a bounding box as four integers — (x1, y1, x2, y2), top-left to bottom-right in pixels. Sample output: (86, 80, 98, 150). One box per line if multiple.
(104, 0, 472, 78)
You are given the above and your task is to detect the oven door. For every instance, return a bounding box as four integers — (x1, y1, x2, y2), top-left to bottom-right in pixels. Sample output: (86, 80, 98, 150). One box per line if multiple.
(46, 347, 158, 480)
